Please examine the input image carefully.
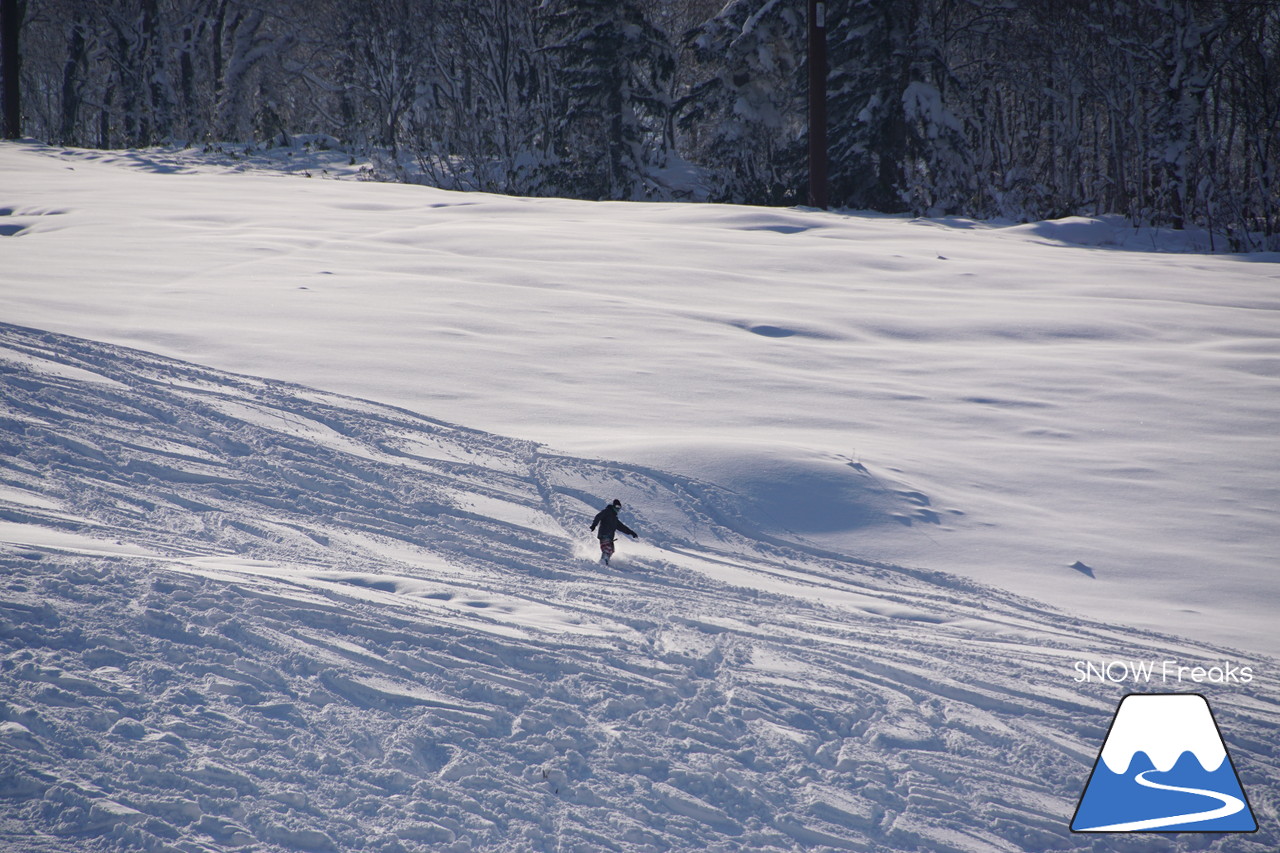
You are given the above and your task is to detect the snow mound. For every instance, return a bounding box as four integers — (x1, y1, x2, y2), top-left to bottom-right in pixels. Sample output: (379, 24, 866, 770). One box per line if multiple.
(624, 442, 948, 542)
(1002, 215, 1232, 253)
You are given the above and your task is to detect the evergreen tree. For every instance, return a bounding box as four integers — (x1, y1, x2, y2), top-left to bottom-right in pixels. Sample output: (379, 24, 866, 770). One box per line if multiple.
(8, 0, 1276, 247)
(825, 0, 909, 212)
(537, 0, 675, 200)
(683, 0, 806, 205)
(826, 0, 974, 215)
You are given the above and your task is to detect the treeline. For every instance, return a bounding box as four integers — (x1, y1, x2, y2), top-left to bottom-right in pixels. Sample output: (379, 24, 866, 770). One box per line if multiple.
(5, 0, 1278, 248)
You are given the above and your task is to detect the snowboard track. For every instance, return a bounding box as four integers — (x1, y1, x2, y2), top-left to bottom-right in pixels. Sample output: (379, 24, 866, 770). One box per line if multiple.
(1, 323, 1276, 852)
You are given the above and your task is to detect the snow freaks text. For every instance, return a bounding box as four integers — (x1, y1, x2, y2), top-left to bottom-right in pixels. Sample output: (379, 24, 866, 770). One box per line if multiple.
(1073, 660, 1255, 685)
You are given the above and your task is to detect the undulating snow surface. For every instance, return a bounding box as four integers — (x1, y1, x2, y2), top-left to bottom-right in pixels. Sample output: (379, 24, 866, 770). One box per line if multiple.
(3, 142, 1278, 658)
(1, 142, 1278, 852)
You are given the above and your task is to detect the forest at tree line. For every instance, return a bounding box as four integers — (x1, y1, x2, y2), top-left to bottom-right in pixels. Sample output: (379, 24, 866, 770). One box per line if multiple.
(2, 0, 1278, 249)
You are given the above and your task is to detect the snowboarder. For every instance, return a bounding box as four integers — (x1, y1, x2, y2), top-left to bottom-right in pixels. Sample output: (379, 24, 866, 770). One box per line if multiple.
(590, 499, 637, 566)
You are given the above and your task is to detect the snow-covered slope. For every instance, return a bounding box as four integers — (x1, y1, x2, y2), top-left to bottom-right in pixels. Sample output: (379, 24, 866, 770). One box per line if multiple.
(2, 142, 1279, 851)
(2, 142, 1278, 659)
(1, 324, 1276, 851)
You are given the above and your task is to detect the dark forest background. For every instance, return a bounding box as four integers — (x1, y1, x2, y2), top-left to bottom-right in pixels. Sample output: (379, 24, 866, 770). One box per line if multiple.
(2, 0, 1278, 249)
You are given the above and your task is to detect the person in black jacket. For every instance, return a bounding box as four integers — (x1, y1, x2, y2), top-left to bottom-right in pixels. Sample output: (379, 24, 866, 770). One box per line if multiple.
(590, 499, 637, 566)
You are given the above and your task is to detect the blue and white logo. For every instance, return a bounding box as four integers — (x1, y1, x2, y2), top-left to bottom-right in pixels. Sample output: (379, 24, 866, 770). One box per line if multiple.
(1072, 693, 1256, 832)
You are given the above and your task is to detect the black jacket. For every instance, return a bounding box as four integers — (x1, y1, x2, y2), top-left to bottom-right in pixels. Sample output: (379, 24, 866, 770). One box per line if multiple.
(590, 505, 636, 540)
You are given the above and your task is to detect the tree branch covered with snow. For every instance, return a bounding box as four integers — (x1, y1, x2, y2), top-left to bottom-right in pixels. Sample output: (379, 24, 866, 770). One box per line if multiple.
(8, 0, 1279, 246)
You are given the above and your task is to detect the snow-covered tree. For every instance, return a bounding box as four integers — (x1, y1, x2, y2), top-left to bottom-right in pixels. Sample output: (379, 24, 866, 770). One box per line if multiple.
(537, 0, 676, 200)
(683, 0, 806, 205)
(330, 0, 430, 158)
(825, 0, 978, 215)
(404, 0, 552, 196)
(1217, 1, 1280, 249)
(9, 0, 1277, 246)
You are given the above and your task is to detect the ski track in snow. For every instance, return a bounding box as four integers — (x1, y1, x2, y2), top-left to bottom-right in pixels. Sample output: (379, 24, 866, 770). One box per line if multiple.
(1, 323, 1277, 853)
